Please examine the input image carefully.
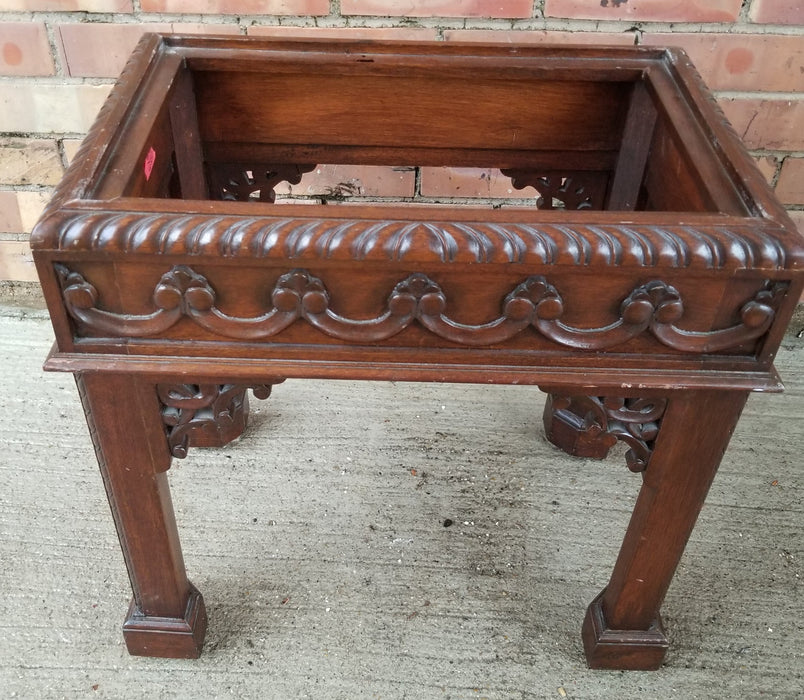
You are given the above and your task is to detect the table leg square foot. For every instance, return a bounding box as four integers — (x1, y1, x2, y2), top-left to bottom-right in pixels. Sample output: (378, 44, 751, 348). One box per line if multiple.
(122, 584, 207, 658)
(582, 588, 668, 670)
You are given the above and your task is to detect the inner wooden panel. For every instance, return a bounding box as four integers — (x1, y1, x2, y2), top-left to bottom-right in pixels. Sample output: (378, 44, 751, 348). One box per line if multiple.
(642, 114, 712, 212)
(120, 63, 746, 214)
(121, 98, 178, 199)
(194, 72, 632, 153)
(639, 107, 748, 215)
(188, 70, 638, 210)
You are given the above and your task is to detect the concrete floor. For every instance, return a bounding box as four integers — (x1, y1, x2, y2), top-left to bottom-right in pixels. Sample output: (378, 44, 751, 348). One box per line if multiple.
(0, 306, 802, 699)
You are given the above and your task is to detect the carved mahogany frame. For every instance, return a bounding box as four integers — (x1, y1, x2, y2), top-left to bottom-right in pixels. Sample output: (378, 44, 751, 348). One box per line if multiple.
(29, 36, 804, 673)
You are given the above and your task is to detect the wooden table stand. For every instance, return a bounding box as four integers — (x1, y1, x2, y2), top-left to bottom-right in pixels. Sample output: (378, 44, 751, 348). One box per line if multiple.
(31, 35, 804, 669)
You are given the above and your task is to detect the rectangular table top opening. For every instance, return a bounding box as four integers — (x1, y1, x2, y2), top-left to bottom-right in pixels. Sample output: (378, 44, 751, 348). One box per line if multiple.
(80, 35, 766, 218)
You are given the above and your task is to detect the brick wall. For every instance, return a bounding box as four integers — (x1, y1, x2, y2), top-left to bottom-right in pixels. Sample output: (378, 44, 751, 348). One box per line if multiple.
(1, 0, 803, 287)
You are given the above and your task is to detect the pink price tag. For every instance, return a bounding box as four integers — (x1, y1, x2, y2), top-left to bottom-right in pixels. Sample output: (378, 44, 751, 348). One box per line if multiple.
(143, 147, 157, 181)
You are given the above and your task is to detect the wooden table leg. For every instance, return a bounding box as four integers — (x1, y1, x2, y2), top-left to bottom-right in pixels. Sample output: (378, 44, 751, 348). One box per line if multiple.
(583, 389, 749, 670)
(77, 373, 206, 658)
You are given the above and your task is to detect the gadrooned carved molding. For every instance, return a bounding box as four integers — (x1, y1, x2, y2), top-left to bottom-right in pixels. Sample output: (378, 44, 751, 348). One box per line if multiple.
(33, 211, 799, 271)
(56, 264, 785, 352)
(550, 395, 668, 472)
(159, 383, 277, 459)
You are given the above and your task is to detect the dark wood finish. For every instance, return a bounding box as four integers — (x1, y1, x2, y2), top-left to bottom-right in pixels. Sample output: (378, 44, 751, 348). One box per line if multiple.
(97, 51, 184, 200)
(606, 80, 657, 210)
(202, 142, 620, 170)
(500, 168, 610, 209)
(54, 264, 785, 352)
(194, 71, 631, 152)
(584, 390, 749, 669)
(169, 66, 208, 200)
(30, 35, 804, 670)
(544, 392, 618, 459)
(77, 373, 205, 657)
(582, 589, 669, 671)
(207, 163, 316, 203)
(542, 393, 666, 471)
(158, 382, 280, 458)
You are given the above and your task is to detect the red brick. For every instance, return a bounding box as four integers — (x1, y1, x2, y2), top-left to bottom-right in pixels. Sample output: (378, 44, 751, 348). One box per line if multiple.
(719, 97, 804, 151)
(545, 0, 742, 22)
(170, 23, 242, 36)
(0, 83, 112, 133)
(420, 167, 538, 198)
(0, 1, 131, 9)
(0, 191, 22, 233)
(750, 0, 804, 24)
(140, 0, 329, 14)
(0, 240, 37, 282)
(247, 26, 439, 41)
(273, 197, 323, 205)
(654, 34, 803, 90)
(788, 210, 804, 262)
(58, 23, 170, 78)
(330, 199, 489, 209)
(58, 24, 243, 78)
(0, 23, 54, 77)
(443, 29, 636, 45)
(274, 165, 416, 198)
(775, 158, 804, 205)
(642, 33, 804, 92)
(754, 155, 780, 184)
(341, 0, 533, 18)
(61, 139, 84, 165)
(0, 139, 63, 187)
(17, 191, 50, 230)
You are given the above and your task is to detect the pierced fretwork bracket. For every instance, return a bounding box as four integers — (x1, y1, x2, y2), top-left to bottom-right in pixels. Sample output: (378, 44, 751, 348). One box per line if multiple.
(500, 169, 609, 210)
(543, 394, 668, 472)
(158, 382, 283, 459)
(208, 163, 317, 203)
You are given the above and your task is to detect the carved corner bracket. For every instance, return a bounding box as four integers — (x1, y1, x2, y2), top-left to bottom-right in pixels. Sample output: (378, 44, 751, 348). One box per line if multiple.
(207, 163, 317, 203)
(543, 394, 668, 472)
(500, 169, 609, 210)
(158, 382, 283, 459)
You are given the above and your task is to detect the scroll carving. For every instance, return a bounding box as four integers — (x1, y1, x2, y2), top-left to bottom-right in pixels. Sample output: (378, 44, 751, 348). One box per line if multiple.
(501, 169, 609, 210)
(208, 163, 316, 203)
(56, 264, 786, 353)
(544, 394, 668, 472)
(536, 279, 786, 353)
(56, 264, 213, 337)
(158, 383, 280, 459)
